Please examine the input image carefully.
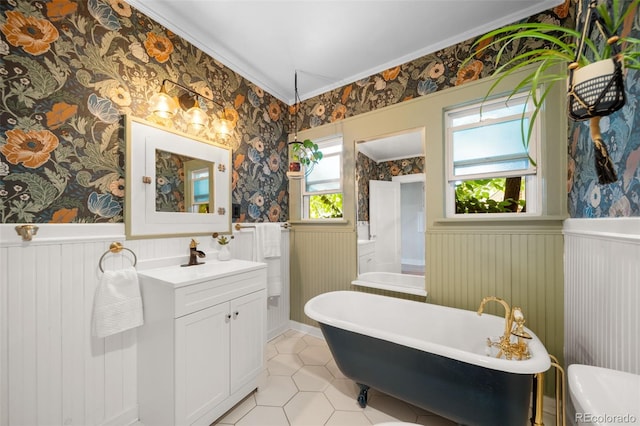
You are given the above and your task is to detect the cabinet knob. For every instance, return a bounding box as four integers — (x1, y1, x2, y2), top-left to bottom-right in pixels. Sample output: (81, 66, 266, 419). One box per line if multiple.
(233, 311, 239, 318)
(226, 314, 231, 320)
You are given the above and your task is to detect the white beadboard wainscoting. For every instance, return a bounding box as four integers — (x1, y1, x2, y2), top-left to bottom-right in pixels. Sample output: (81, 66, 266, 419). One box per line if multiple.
(229, 225, 290, 340)
(564, 218, 640, 375)
(0, 223, 290, 426)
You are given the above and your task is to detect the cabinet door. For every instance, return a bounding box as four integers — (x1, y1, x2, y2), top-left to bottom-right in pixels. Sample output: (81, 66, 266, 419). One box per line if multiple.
(229, 290, 266, 394)
(175, 303, 230, 425)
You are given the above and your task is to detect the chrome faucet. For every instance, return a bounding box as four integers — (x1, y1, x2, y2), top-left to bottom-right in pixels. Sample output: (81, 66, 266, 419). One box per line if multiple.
(182, 239, 206, 267)
(477, 296, 531, 360)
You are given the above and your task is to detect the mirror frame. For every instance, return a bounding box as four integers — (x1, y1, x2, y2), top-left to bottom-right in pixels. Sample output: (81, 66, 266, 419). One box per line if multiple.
(125, 115, 232, 239)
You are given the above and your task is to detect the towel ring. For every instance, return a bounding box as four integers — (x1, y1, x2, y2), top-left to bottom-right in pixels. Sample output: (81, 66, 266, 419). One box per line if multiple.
(99, 242, 137, 272)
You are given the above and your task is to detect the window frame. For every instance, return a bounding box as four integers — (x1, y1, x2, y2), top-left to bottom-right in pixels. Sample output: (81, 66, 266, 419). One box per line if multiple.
(444, 92, 542, 218)
(301, 136, 344, 220)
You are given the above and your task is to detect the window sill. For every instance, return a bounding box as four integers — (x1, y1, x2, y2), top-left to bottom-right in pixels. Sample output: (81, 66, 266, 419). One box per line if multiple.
(433, 215, 566, 230)
(289, 219, 350, 226)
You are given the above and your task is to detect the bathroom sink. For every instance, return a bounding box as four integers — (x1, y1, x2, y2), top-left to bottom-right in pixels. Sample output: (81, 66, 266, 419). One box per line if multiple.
(137, 258, 266, 287)
(568, 364, 640, 425)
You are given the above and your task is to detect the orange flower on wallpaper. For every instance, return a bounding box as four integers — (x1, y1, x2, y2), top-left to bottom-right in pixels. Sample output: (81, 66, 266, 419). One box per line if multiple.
(232, 170, 239, 190)
(234, 153, 245, 170)
(455, 60, 483, 86)
(109, 178, 125, 197)
(268, 204, 281, 222)
(341, 84, 352, 105)
(46, 0, 78, 21)
(553, 0, 571, 19)
(1, 11, 59, 55)
(234, 94, 245, 109)
(50, 208, 78, 223)
(2, 129, 59, 168)
(268, 101, 281, 121)
(474, 36, 493, 59)
(46, 102, 77, 129)
(143, 32, 174, 63)
(330, 104, 346, 122)
(382, 66, 401, 81)
(108, 0, 132, 17)
(223, 107, 239, 129)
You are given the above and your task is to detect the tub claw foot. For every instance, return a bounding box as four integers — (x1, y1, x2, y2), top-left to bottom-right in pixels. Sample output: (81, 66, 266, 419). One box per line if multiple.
(357, 383, 369, 408)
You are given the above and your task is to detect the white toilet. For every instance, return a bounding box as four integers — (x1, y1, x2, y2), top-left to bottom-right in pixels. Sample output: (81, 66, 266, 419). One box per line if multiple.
(568, 364, 640, 426)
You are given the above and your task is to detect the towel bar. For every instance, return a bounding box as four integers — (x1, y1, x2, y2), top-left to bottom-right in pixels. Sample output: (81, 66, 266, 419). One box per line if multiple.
(98, 242, 137, 272)
(234, 222, 290, 231)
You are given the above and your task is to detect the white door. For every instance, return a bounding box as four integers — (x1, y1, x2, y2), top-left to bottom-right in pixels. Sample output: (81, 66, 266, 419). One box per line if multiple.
(230, 290, 266, 394)
(175, 303, 230, 425)
(369, 180, 401, 273)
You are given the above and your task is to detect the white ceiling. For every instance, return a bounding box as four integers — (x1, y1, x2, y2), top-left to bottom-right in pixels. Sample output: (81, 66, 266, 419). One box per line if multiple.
(125, 0, 564, 104)
(358, 130, 424, 162)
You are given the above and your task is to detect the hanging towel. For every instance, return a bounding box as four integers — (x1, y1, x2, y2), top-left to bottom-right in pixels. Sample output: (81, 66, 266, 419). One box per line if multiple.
(265, 258, 282, 297)
(256, 223, 281, 260)
(92, 266, 144, 338)
(255, 223, 282, 297)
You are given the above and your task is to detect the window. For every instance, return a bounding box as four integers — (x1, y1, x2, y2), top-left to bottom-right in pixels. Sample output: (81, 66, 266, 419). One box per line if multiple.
(445, 92, 540, 216)
(184, 160, 213, 213)
(302, 137, 343, 219)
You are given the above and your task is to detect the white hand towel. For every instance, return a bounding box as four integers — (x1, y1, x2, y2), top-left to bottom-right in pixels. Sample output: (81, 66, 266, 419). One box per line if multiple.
(255, 223, 282, 297)
(266, 258, 282, 297)
(256, 223, 281, 260)
(92, 266, 144, 338)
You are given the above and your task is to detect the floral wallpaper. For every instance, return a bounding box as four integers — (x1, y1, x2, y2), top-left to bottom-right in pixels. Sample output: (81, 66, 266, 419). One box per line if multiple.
(3, 0, 635, 223)
(567, 0, 640, 217)
(0, 0, 289, 224)
(155, 151, 184, 213)
(356, 151, 424, 221)
(294, 0, 638, 218)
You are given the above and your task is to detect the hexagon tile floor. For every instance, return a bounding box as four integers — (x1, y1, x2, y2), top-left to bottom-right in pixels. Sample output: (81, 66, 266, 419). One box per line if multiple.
(213, 329, 458, 426)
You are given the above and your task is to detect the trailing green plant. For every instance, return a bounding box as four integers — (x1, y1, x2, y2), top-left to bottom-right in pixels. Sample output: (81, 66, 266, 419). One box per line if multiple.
(466, 0, 640, 183)
(290, 139, 323, 167)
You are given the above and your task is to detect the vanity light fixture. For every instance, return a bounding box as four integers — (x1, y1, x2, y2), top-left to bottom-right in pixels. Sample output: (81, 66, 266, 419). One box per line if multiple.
(150, 79, 231, 137)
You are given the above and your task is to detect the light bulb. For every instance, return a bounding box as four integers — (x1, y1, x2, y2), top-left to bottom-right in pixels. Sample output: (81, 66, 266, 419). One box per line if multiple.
(149, 91, 178, 118)
(185, 106, 208, 132)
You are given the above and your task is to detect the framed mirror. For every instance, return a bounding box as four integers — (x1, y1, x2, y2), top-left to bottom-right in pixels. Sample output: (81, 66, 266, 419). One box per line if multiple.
(125, 116, 231, 238)
(356, 129, 426, 275)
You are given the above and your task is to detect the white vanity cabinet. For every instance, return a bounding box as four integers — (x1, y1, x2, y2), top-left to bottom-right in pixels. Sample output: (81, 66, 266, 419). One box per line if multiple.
(358, 240, 376, 274)
(137, 260, 267, 426)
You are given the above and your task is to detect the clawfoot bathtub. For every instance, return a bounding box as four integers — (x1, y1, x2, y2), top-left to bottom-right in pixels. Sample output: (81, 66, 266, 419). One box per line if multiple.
(304, 291, 550, 426)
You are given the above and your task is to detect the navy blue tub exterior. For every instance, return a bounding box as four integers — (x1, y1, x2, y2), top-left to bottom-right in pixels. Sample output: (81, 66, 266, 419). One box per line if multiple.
(319, 323, 533, 426)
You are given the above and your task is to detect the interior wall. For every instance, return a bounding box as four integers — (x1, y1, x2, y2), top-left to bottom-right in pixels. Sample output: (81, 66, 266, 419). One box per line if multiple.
(0, 0, 289, 225)
(568, 0, 640, 218)
(400, 181, 424, 267)
(291, 69, 567, 396)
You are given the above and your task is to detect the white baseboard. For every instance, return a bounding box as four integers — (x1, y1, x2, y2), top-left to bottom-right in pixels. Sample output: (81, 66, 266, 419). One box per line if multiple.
(287, 320, 324, 340)
(100, 406, 138, 426)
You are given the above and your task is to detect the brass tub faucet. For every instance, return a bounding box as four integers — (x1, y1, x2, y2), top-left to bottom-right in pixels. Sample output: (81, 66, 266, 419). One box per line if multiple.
(477, 296, 531, 360)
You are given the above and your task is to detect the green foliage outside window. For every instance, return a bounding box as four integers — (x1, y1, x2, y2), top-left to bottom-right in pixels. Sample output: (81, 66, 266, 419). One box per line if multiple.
(455, 178, 525, 213)
(309, 193, 343, 218)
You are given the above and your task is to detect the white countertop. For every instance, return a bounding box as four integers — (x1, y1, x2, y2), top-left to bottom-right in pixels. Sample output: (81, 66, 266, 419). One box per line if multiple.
(137, 258, 266, 287)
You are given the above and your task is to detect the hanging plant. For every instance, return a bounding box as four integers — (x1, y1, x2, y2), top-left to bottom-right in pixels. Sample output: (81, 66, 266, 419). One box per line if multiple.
(290, 139, 323, 167)
(467, 0, 640, 184)
(287, 71, 324, 179)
